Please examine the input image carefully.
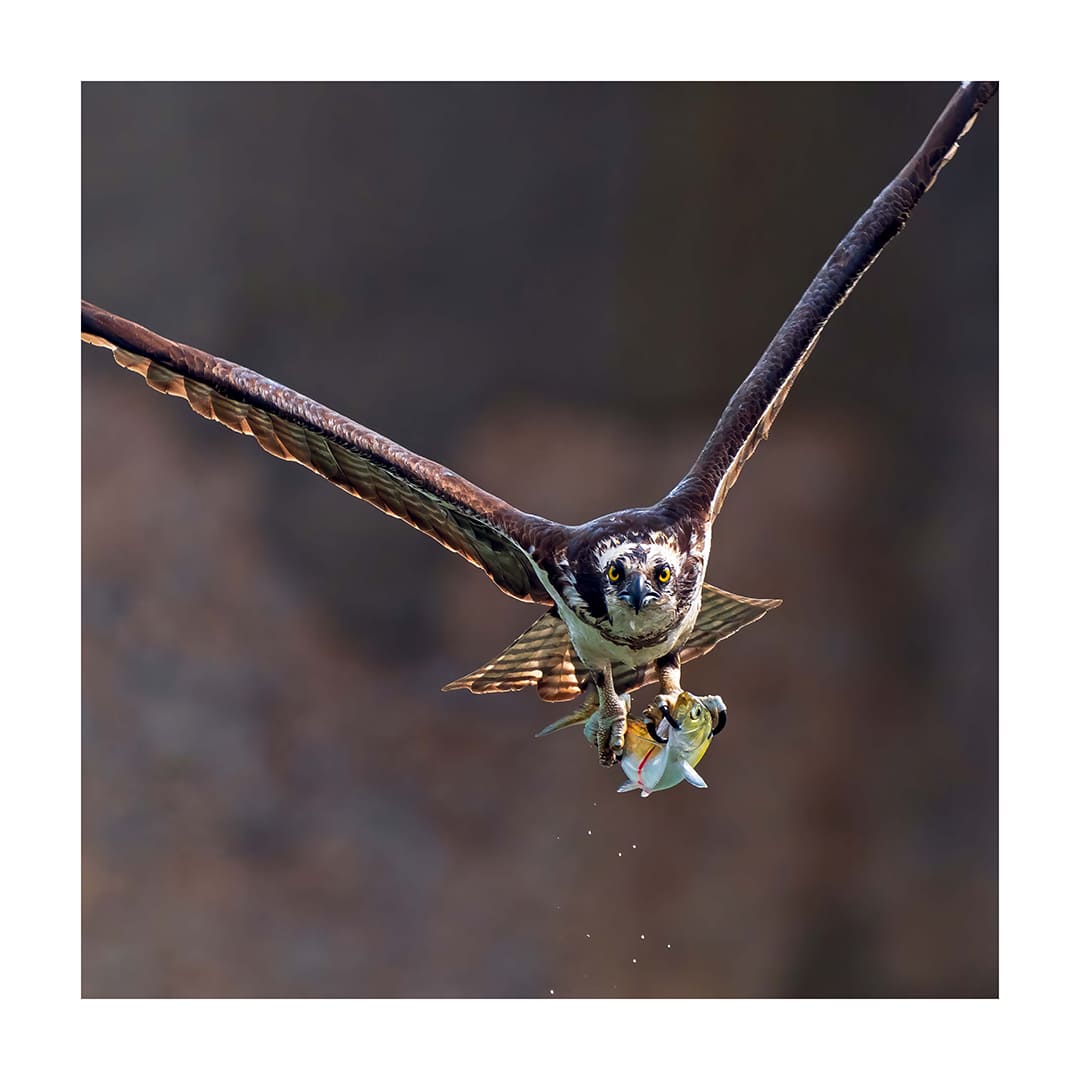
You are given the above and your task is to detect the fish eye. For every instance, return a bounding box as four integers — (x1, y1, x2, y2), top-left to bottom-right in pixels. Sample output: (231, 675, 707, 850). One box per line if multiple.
(607, 562, 622, 584)
(656, 564, 672, 585)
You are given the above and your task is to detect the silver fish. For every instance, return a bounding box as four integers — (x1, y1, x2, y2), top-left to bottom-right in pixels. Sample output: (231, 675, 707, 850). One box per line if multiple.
(617, 691, 726, 797)
(535, 690, 726, 797)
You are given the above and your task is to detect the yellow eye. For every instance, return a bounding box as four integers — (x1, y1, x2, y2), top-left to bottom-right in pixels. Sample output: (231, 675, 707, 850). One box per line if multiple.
(656, 565, 672, 585)
(607, 564, 622, 584)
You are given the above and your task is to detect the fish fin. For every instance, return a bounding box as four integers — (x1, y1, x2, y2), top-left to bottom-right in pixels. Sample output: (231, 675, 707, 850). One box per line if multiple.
(681, 762, 708, 789)
(617, 780, 638, 794)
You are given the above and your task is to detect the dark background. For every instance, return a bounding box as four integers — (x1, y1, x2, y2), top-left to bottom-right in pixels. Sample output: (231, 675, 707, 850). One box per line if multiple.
(82, 83, 997, 997)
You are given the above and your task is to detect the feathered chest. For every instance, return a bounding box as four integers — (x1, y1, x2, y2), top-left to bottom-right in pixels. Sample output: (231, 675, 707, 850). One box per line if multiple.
(531, 524, 709, 671)
(559, 589, 703, 670)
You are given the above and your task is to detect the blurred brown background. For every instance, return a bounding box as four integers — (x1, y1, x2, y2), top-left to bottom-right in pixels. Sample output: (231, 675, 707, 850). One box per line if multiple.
(82, 83, 997, 997)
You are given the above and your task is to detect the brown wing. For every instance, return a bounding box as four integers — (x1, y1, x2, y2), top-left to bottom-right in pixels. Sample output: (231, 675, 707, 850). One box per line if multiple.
(82, 301, 563, 603)
(610, 584, 781, 696)
(446, 584, 780, 703)
(662, 81, 998, 524)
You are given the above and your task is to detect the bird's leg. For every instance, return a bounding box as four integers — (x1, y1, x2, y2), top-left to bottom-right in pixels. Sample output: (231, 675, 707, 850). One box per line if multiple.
(656, 652, 682, 697)
(582, 663, 628, 767)
(644, 653, 684, 729)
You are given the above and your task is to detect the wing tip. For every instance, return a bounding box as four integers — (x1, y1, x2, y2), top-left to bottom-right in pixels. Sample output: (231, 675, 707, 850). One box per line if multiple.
(442, 676, 539, 696)
(442, 678, 494, 695)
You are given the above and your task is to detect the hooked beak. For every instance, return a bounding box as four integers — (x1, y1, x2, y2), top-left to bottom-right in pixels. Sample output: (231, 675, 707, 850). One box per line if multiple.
(619, 571, 651, 614)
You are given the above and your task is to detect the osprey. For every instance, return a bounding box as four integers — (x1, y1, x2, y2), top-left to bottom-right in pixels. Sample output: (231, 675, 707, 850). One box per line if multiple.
(81, 82, 996, 766)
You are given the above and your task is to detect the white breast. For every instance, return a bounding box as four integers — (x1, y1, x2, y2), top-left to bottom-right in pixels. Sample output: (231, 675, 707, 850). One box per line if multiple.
(532, 561, 702, 672)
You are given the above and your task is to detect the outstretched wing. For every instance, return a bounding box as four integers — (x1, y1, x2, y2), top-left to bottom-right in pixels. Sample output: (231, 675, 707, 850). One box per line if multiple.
(662, 80, 998, 524)
(82, 301, 563, 603)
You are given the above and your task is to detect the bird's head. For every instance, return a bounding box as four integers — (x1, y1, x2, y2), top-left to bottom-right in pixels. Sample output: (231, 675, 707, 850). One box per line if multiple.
(594, 536, 684, 621)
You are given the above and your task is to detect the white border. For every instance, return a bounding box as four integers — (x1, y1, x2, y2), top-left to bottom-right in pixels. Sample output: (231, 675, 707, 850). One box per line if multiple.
(9, 3, 1078, 1077)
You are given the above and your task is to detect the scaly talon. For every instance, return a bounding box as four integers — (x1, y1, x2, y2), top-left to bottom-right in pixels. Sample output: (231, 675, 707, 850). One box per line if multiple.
(594, 711, 627, 766)
(645, 691, 682, 729)
(588, 693, 631, 767)
(608, 715, 627, 754)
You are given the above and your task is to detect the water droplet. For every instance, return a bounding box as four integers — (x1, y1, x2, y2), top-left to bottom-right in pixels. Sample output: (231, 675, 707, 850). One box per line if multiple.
(666, 944, 671, 949)
(640, 934, 645, 940)
(587, 830, 592, 836)
(632, 844, 637, 849)
(585, 933, 591, 939)
(632, 958, 637, 964)
(549, 989, 555, 995)
(618, 851, 623, 857)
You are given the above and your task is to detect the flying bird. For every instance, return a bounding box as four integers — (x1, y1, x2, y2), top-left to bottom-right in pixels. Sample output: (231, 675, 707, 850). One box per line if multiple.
(81, 82, 997, 767)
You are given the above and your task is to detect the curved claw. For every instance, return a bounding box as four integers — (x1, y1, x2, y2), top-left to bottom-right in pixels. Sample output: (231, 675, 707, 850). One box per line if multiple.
(590, 695, 630, 767)
(660, 702, 680, 730)
(597, 723, 625, 767)
(711, 706, 727, 736)
(698, 695, 727, 737)
(644, 719, 668, 745)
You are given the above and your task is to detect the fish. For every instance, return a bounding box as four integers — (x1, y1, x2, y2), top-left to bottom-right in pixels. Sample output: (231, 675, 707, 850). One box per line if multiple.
(535, 689, 727, 797)
(616, 691, 726, 798)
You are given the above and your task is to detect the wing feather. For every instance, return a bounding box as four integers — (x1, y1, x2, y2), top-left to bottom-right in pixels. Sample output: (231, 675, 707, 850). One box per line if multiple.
(663, 81, 998, 524)
(610, 584, 781, 695)
(444, 583, 780, 703)
(84, 304, 562, 602)
(442, 611, 584, 702)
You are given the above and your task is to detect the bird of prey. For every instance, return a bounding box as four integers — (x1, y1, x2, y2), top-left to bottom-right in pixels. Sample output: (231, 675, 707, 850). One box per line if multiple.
(82, 82, 997, 767)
